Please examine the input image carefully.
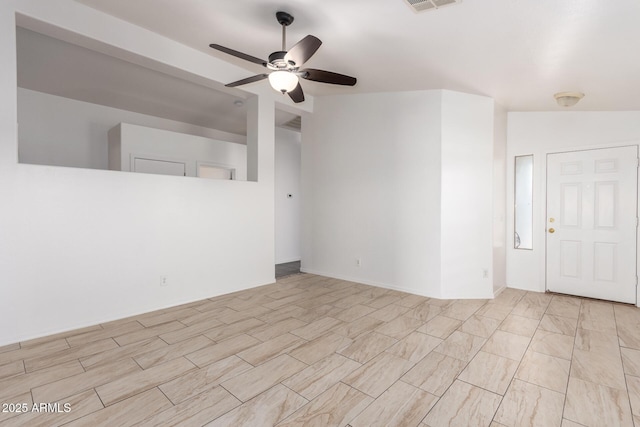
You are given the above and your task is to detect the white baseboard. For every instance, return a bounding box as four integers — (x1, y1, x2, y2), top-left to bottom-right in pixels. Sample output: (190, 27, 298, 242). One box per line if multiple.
(300, 268, 494, 299)
(1, 277, 276, 347)
(275, 258, 301, 264)
(300, 268, 395, 290)
(493, 284, 507, 297)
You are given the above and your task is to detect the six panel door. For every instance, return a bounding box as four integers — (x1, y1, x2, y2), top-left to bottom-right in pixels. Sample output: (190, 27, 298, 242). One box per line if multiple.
(546, 146, 638, 303)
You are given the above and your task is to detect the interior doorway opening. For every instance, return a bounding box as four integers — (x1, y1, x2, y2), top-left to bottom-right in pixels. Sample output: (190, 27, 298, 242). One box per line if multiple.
(274, 112, 302, 279)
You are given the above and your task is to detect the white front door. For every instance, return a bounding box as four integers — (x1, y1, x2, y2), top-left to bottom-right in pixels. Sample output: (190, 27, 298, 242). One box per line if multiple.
(546, 146, 638, 303)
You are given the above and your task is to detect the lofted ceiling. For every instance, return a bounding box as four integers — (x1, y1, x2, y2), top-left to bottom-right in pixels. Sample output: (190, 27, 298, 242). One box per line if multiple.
(70, 0, 640, 112)
(18, 0, 640, 137)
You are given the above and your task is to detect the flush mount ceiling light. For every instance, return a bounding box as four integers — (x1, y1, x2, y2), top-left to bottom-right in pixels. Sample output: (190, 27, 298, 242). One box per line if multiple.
(554, 92, 584, 107)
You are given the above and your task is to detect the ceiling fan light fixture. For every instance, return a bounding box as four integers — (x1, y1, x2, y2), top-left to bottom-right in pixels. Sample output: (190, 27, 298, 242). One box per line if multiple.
(554, 92, 584, 107)
(268, 71, 298, 94)
(210, 11, 356, 103)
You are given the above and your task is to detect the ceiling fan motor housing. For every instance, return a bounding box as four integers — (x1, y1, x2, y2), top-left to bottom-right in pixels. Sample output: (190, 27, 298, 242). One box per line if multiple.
(268, 51, 292, 70)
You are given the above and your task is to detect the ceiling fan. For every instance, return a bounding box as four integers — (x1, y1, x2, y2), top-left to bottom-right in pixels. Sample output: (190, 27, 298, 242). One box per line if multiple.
(209, 11, 357, 103)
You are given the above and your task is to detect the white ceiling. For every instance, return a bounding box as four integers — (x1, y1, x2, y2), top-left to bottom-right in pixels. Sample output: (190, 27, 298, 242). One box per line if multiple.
(70, 0, 640, 112)
(18, 0, 640, 134)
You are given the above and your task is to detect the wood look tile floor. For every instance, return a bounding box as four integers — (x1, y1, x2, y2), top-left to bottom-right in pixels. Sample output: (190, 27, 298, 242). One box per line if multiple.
(2, 274, 640, 426)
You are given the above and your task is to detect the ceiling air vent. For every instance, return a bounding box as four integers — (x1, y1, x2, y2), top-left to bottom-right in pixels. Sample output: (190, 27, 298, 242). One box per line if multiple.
(405, 0, 460, 13)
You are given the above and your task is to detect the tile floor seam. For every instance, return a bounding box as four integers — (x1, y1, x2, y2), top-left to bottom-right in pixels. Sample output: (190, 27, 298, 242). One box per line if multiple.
(485, 335, 521, 425)
(92, 385, 107, 410)
(421, 347, 479, 423)
(278, 382, 311, 408)
(167, 388, 240, 426)
(340, 387, 379, 426)
(217, 383, 243, 404)
(154, 384, 177, 407)
(334, 379, 379, 422)
(614, 306, 638, 425)
(458, 373, 508, 423)
(560, 298, 582, 425)
(486, 295, 535, 426)
(620, 374, 636, 423)
(130, 354, 146, 371)
(98, 382, 168, 409)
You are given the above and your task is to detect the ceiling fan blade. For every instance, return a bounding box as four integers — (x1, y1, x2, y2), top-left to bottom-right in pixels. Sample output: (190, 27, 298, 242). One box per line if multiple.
(288, 82, 305, 103)
(284, 35, 322, 67)
(301, 68, 357, 86)
(225, 74, 269, 88)
(209, 44, 267, 67)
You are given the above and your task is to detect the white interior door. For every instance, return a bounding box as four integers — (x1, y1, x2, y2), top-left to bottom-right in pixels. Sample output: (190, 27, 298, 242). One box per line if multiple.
(133, 157, 186, 176)
(198, 164, 234, 180)
(546, 146, 638, 303)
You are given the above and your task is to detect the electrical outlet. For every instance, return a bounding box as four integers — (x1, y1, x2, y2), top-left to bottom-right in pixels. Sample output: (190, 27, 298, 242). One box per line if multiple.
(160, 276, 168, 287)
(482, 269, 489, 279)
(356, 258, 361, 267)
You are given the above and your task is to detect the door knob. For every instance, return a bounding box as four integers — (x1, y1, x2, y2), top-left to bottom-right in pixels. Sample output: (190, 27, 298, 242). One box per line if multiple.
(548, 228, 555, 234)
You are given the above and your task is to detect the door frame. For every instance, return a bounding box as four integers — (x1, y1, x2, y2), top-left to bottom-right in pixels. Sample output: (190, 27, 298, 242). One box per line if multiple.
(543, 144, 640, 306)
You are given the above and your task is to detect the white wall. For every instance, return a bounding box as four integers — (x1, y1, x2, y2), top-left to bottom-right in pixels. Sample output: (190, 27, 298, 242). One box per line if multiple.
(18, 88, 245, 170)
(492, 104, 508, 292)
(440, 91, 495, 298)
(393, 92, 443, 297)
(507, 111, 640, 292)
(302, 92, 401, 290)
(302, 90, 495, 299)
(275, 127, 301, 264)
(0, 1, 285, 346)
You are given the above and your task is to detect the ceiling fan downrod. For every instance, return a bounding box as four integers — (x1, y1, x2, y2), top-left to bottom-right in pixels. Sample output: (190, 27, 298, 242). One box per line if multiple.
(276, 11, 294, 51)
